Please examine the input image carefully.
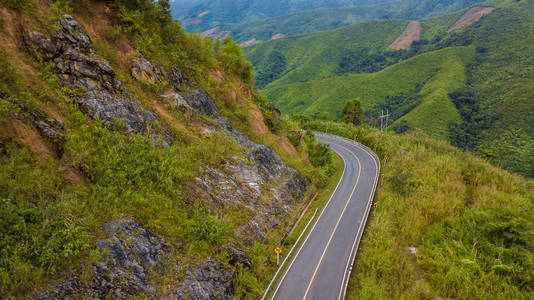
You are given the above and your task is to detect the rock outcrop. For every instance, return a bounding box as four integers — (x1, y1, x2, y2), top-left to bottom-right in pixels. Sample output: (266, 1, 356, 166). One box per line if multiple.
(174, 258, 233, 299)
(23, 15, 168, 141)
(183, 89, 220, 117)
(226, 245, 252, 268)
(23, 14, 306, 299)
(131, 53, 188, 89)
(33, 220, 171, 299)
(188, 91, 306, 245)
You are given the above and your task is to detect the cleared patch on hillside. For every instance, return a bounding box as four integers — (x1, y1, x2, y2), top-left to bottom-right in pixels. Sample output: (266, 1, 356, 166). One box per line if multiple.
(241, 38, 259, 47)
(201, 26, 231, 40)
(448, 7, 494, 32)
(270, 33, 286, 40)
(389, 21, 421, 50)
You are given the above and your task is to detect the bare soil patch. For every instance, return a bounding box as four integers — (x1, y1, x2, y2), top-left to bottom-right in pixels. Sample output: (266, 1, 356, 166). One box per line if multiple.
(207, 68, 224, 83)
(248, 104, 269, 137)
(389, 21, 421, 50)
(0, 119, 54, 159)
(448, 7, 494, 32)
(240, 39, 259, 47)
(277, 136, 298, 156)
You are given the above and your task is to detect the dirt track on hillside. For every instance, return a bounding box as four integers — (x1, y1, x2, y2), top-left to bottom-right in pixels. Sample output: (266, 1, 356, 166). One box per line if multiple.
(389, 21, 421, 50)
(448, 7, 494, 32)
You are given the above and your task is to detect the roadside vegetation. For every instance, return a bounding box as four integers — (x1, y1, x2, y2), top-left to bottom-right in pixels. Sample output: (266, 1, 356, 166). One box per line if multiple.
(299, 119, 534, 299)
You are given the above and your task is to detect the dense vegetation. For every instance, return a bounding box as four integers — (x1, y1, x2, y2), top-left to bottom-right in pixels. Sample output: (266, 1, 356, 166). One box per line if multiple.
(263, 46, 474, 138)
(0, 0, 335, 297)
(245, 8, 471, 88)
(212, 0, 484, 43)
(300, 120, 534, 299)
(246, 19, 408, 88)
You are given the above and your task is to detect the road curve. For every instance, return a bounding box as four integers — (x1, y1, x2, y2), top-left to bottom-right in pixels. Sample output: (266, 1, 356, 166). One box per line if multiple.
(271, 133, 380, 300)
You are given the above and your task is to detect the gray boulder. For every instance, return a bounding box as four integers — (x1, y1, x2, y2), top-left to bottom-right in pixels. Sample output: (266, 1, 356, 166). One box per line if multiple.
(131, 54, 167, 84)
(183, 89, 220, 117)
(175, 258, 233, 299)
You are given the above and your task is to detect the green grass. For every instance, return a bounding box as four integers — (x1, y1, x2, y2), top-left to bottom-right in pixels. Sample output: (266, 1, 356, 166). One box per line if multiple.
(300, 120, 534, 299)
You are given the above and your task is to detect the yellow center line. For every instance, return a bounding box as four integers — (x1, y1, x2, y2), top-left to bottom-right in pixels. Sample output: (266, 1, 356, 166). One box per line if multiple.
(302, 142, 362, 300)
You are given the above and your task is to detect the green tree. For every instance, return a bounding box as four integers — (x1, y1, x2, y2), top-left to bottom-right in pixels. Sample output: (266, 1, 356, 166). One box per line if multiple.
(342, 99, 363, 125)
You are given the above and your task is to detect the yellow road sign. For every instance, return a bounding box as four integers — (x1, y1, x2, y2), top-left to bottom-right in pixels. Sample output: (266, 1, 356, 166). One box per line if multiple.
(274, 247, 282, 254)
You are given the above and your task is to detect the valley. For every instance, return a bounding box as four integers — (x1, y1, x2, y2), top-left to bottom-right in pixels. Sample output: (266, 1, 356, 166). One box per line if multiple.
(0, 0, 532, 299)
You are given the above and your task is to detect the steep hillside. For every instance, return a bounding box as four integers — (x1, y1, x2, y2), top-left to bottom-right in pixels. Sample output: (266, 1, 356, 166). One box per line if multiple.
(210, 0, 487, 43)
(301, 120, 534, 299)
(173, 0, 395, 32)
(0, 0, 335, 298)
(246, 19, 408, 88)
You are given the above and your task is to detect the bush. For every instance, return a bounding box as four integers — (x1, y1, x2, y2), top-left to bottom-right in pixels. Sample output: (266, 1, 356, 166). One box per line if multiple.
(393, 120, 410, 134)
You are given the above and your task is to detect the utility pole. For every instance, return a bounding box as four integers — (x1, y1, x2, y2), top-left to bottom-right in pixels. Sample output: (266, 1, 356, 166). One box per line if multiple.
(378, 109, 390, 131)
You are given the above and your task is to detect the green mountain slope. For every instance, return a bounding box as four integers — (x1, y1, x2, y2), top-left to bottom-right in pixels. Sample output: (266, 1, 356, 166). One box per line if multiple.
(245, 10, 468, 88)
(265, 46, 475, 139)
(246, 19, 409, 87)
(215, 0, 484, 43)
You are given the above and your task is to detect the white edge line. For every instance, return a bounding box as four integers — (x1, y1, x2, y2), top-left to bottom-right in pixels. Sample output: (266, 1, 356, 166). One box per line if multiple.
(268, 137, 349, 300)
(332, 135, 381, 300)
(261, 207, 318, 300)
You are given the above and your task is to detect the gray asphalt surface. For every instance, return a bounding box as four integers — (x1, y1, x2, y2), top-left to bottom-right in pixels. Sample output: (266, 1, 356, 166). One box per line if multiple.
(271, 133, 380, 300)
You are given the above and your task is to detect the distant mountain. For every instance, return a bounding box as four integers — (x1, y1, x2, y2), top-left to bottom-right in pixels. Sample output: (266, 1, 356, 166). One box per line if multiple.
(249, 0, 534, 177)
(171, 0, 396, 31)
(196, 0, 486, 43)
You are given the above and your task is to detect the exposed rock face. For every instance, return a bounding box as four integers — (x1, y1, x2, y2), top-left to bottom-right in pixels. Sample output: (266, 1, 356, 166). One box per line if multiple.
(226, 246, 252, 268)
(131, 54, 167, 84)
(175, 258, 233, 300)
(183, 89, 220, 117)
(161, 92, 194, 114)
(268, 102, 281, 117)
(32, 220, 170, 299)
(186, 91, 306, 245)
(23, 15, 165, 138)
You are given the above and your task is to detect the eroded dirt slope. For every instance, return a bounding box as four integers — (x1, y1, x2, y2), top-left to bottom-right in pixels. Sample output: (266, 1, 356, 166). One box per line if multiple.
(389, 20, 421, 50)
(448, 6, 494, 32)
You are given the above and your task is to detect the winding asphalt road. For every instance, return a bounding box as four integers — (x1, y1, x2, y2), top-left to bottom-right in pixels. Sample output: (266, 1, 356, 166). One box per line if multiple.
(271, 133, 380, 300)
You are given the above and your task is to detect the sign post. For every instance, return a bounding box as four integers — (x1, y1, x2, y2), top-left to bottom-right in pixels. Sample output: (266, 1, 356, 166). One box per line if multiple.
(274, 247, 282, 266)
